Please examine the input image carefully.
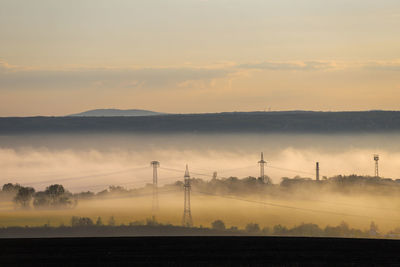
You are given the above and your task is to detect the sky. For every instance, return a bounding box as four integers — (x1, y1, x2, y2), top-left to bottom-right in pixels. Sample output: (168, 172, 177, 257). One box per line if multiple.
(0, 0, 400, 116)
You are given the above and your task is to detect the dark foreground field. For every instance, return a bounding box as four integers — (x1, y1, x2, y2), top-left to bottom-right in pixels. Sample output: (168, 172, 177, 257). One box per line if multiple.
(1, 236, 400, 266)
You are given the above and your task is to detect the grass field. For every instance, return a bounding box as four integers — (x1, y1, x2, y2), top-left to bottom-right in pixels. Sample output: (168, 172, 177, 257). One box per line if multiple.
(1, 191, 400, 234)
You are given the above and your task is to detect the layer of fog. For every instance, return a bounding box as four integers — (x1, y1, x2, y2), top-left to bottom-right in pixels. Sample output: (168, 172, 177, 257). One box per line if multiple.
(1, 132, 400, 232)
(0, 134, 400, 192)
(1, 192, 400, 233)
(1, 133, 400, 192)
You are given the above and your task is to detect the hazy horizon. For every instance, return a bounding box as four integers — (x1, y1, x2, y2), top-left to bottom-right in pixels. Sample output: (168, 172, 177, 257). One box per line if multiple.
(3, 108, 400, 118)
(1, 0, 400, 116)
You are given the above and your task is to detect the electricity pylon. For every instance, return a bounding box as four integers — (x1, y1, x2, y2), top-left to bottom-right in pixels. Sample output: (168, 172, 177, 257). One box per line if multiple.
(258, 152, 267, 182)
(182, 164, 193, 227)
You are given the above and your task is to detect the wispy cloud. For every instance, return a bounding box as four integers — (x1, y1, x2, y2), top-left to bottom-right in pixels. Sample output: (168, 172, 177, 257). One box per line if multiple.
(363, 60, 400, 71)
(1, 59, 400, 92)
(0, 63, 234, 91)
(0, 60, 15, 72)
(238, 60, 339, 71)
(239, 60, 400, 72)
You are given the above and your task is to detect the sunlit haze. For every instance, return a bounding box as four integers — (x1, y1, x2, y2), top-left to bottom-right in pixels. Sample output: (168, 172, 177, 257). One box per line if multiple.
(3, 2, 400, 261)
(1, 0, 400, 116)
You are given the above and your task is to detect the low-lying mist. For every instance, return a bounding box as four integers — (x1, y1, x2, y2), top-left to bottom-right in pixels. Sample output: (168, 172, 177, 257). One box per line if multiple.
(1, 186, 400, 234)
(1, 133, 400, 235)
(1, 133, 400, 191)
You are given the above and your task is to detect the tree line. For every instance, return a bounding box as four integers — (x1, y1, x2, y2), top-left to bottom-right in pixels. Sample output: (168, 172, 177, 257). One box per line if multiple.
(2, 174, 400, 210)
(1, 183, 76, 209)
(0, 216, 396, 239)
(211, 220, 382, 238)
(2, 111, 400, 134)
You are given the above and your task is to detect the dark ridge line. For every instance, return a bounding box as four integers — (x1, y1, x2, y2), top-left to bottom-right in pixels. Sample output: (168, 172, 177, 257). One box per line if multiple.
(1, 111, 400, 134)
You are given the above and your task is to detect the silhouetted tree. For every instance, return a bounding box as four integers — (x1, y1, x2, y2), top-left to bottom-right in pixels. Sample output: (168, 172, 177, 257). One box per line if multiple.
(33, 191, 50, 207)
(14, 187, 35, 208)
(96, 189, 108, 197)
(273, 224, 288, 235)
(96, 217, 103, 226)
(108, 216, 116, 226)
(71, 216, 94, 227)
(289, 223, 323, 237)
(74, 191, 95, 199)
(1, 183, 22, 200)
(229, 226, 239, 231)
(262, 176, 273, 185)
(33, 184, 74, 208)
(262, 226, 271, 235)
(108, 186, 128, 194)
(211, 220, 226, 231)
(370, 221, 379, 236)
(324, 221, 351, 237)
(245, 223, 260, 233)
(45, 184, 65, 204)
(2, 183, 21, 193)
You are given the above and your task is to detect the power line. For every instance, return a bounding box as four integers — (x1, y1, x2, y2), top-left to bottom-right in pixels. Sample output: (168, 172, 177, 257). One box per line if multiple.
(21, 166, 149, 186)
(217, 165, 256, 173)
(67, 175, 182, 191)
(5, 165, 150, 181)
(192, 190, 400, 222)
(160, 167, 214, 178)
(268, 165, 315, 176)
(22, 162, 324, 191)
(302, 197, 400, 212)
(161, 164, 319, 179)
(97, 188, 181, 201)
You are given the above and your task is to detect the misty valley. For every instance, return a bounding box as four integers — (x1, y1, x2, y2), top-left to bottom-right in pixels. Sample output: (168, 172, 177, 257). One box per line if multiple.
(1, 133, 400, 238)
(3, 1, 400, 264)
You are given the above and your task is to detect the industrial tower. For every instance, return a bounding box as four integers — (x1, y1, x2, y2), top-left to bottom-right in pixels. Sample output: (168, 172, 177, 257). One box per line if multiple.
(374, 155, 379, 177)
(258, 152, 267, 182)
(316, 162, 320, 181)
(182, 164, 193, 227)
(150, 161, 160, 216)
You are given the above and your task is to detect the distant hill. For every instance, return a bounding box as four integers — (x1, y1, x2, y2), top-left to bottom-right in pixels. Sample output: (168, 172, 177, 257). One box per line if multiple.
(2, 111, 400, 134)
(68, 109, 165, 117)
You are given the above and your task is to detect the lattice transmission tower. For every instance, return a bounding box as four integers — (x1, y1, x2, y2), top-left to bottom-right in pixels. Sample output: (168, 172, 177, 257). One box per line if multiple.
(150, 161, 160, 216)
(258, 152, 267, 182)
(374, 155, 379, 177)
(182, 164, 193, 227)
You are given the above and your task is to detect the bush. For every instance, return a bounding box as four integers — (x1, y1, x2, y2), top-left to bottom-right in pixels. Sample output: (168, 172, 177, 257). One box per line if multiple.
(211, 220, 226, 231)
(273, 224, 288, 235)
(245, 223, 260, 233)
(108, 216, 116, 226)
(71, 216, 94, 227)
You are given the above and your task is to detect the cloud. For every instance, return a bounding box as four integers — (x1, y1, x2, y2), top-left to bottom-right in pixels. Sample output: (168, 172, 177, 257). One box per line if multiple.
(363, 61, 400, 71)
(238, 60, 337, 71)
(239, 60, 400, 72)
(0, 59, 14, 72)
(1, 59, 400, 93)
(0, 63, 234, 91)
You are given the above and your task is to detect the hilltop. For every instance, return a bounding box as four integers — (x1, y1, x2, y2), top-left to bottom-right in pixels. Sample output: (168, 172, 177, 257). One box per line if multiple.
(68, 109, 165, 117)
